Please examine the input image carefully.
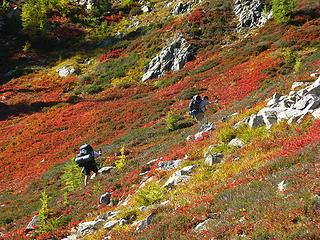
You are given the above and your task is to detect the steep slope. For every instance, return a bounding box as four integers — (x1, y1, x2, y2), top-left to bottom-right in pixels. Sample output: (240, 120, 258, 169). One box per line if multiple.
(0, 0, 319, 239)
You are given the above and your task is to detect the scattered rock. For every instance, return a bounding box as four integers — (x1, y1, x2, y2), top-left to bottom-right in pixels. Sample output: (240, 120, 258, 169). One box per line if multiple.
(141, 5, 152, 12)
(142, 34, 194, 81)
(195, 122, 214, 140)
(205, 153, 224, 166)
(77, 219, 105, 236)
(278, 180, 286, 192)
(99, 192, 111, 205)
(163, 165, 196, 189)
(228, 138, 245, 148)
(98, 167, 114, 174)
(135, 213, 156, 232)
(119, 219, 127, 226)
(194, 219, 214, 231)
(157, 159, 182, 171)
(25, 215, 39, 233)
(56, 65, 77, 78)
(172, 2, 191, 15)
(104, 220, 119, 230)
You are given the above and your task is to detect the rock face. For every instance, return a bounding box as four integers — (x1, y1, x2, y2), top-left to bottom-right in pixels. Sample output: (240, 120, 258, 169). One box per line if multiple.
(233, 0, 272, 31)
(142, 35, 194, 81)
(246, 77, 320, 128)
(172, 2, 191, 15)
(163, 165, 196, 189)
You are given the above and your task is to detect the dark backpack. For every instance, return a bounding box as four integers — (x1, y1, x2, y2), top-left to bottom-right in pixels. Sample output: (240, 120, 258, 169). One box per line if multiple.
(189, 95, 201, 113)
(75, 144, 94, 166)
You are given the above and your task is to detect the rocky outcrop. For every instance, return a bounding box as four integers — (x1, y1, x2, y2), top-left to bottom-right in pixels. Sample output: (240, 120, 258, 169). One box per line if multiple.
(233, 0, 272, 31)
(142, 35, 194, 81)
(246, 76, 320, 129)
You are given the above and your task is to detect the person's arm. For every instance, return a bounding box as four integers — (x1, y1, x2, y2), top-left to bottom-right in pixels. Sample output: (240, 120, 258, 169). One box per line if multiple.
(93, 150, 102, 158)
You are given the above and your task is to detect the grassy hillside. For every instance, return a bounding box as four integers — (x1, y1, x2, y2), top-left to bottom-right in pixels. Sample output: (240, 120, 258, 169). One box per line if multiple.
(0, 0, 319, 239)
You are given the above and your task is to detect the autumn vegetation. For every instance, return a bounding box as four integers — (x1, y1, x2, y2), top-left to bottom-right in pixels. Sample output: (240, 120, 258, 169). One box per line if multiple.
(0, 0, 319, 239)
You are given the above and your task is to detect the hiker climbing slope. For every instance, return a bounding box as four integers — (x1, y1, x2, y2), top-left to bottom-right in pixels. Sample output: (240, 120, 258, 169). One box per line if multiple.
(189, 95, 211, 123)
(75, 144, 102, 186)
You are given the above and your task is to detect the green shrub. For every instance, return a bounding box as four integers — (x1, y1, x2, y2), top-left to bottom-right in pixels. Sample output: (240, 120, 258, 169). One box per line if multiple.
(21, 0, 49, 37)
(283, 48, 296, 65)
(272, 0, 297, 24)
(166, 111, 178, 132)
(134, 182, 165, 206)
(61, 158, 82, 193)
(115, 146, 127, 169)
(38, 191, 61, 233)
(294, 57, 302, 72)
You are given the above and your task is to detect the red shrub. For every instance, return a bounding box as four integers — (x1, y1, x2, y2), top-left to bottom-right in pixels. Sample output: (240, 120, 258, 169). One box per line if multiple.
(99, 49, 126, 62)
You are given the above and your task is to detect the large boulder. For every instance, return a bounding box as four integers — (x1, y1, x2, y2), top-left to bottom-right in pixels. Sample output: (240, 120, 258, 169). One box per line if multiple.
(194, 122, 215, 140)
(142, 34, 194, 81)
(56, 65, 77, 78)
(104, 220, 119, 230)
(234, 0, 272, 31)
(204, 153, 223, 166)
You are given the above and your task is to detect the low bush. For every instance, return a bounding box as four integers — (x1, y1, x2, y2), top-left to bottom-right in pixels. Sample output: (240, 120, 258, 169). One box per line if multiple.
(133, 182, 165, 206)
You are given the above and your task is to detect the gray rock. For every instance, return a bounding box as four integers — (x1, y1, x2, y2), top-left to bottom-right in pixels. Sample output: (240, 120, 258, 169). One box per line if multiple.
(142, 34, 194, 81)
(119, 219, 127, 226)
(247, 114, 264, 128)
(77, 219, 105, 236)
(135, 213, 156, 232)
(267, 93, 282, 106)
(99, 192, 111, 205)
(56, 65, 77, 77)
(98, 167, 114, 174)
(104, 220, 119, 230)
(163, 165, 196, 189)
(195, 122, 214, 140)
(172, 2, 191, 15)
(157, 159, 182, 171)
(228, 138, 245, 148)
(141, 5, 152, 12)
(205, 153, 223, 166)
(312, 108, 320, 119)
(194, 219, 214, 231)
(25, 215, 39, 233)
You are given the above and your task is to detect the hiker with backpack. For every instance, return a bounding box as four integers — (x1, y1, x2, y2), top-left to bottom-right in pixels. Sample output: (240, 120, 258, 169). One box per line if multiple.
(189, 95, 211, 123)
(75, 144, 102, 186)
